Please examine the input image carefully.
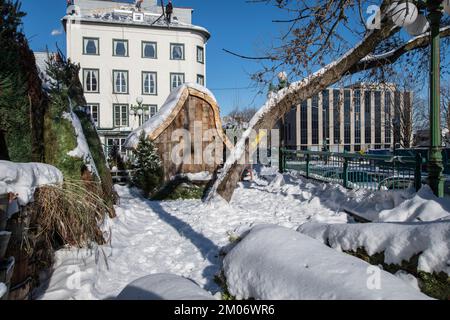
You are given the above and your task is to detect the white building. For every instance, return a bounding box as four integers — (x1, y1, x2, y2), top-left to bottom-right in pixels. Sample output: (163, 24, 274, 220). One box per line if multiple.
(63, 0, 210, 154)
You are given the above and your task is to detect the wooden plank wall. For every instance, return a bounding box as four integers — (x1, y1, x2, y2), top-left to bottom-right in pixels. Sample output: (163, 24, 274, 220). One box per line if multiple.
(154, 95, 224, 181)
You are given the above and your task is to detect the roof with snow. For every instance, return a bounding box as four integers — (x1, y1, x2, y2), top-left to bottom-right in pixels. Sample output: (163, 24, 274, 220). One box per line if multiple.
(62, 1, 210, 40)
(125, 83, 230, 149)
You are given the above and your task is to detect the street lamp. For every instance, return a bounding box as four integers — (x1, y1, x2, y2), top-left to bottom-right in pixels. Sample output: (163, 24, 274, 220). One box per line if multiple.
(389, 0, 449, 197)
(130, 96, 150, 127)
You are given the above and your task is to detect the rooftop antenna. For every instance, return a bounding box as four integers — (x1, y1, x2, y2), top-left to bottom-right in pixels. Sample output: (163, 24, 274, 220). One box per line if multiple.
(150, 0, 166, 26)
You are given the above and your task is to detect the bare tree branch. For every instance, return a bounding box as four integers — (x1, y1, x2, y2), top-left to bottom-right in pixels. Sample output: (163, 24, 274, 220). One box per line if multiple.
(222, 48, 274, 60)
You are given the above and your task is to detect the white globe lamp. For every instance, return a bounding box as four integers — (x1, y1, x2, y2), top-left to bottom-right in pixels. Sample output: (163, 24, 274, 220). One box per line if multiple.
(405, 14, 429, 36)
(389, 1, 419, 27)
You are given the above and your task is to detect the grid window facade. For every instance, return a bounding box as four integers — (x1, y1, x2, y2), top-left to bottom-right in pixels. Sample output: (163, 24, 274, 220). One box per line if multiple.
(364, 91, 371, 144)
(322, 90, 329, 145)
(344, 90, 351, 149)
(354, 90, 361, 145)
(385, 91, 392, 145)
(374, 91, 382, 147)
(300, 100, 308, 148)
(333, 90, 341, 144)
(312, 94, 319, 145)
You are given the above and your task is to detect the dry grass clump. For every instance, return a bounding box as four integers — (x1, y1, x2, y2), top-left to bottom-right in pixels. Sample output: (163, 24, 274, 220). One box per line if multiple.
(32, 179, 113, 248)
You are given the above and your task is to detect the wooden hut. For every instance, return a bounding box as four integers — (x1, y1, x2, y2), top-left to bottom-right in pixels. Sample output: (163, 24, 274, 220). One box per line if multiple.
(126, 84, 233, 181)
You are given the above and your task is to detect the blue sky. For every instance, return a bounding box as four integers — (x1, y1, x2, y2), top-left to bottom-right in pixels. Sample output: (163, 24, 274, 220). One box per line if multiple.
(20, 0, 289, 115)
(19, 1, 447, 114)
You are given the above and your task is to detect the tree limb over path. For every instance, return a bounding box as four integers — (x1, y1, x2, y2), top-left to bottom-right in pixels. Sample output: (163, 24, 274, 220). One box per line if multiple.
(206, 19, 450, 203)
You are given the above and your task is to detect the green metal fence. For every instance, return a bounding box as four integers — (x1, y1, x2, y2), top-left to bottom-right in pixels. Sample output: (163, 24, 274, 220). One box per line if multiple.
(280, 149, 424, 191)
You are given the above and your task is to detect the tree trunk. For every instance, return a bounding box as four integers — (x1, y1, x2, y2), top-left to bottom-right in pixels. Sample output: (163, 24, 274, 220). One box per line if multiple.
(207, 20, 397, 203)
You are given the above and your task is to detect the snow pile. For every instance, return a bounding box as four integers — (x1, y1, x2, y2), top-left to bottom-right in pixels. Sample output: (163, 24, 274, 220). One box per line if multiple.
(176, 171, 212, 182)
(116, 274, 216, 300)
(0, 282, 7, 298)
(0, 161, 63, 206)
(125, 83, 217, 149)
(223, 224, 431, 300)
(394, 271, 420, 291)
(375, 186, 450, 222)
(298, 221, 450, 275)
(282, 171, 439, 223)
(63, 111, 99, 178)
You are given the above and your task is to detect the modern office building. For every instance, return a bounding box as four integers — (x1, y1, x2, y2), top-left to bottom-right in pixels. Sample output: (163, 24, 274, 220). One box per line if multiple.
(63, 0, 210, 154)
(283, 83, 413, 152)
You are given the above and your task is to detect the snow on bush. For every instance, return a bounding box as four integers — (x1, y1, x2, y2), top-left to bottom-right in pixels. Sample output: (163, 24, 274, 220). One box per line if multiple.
(223, 224, 431, 300)
(116, 273, 216, 300)
(63, 111, 99, 178)
(298, 221, 450, 275)
(375, 186, 450, 222)
(0, 161, 63, 206)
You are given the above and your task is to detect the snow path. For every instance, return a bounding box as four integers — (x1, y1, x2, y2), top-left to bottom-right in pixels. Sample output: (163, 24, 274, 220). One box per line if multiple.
(36, 176, 347, 300)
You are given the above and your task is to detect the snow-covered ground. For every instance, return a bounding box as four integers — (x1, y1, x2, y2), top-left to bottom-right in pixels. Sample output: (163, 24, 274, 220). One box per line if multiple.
(34, 172, 450, 300)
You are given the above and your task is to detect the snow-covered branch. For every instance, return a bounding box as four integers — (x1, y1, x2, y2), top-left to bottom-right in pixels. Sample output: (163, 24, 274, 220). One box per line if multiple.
(350, 25, 450, 74)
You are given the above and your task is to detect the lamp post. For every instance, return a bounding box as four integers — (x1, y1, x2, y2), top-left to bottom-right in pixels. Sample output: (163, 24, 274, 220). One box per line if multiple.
(130, 97, 150, 127)
(390, 0, 449, 196)
(427, 0, 445, 197)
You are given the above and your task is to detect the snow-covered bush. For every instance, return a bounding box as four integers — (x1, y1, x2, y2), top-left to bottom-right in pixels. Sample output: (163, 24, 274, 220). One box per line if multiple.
(298, 221, 450, 299)
(131, 132, 163, 197)
(223, 224, 430, 300)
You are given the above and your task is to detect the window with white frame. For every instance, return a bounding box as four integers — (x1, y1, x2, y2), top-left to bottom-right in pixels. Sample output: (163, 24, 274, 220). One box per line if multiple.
(170, 43, 184, 60)
(142, 72, 157, 95)
(113, 104, 128, 127)
(106, 137, 127, 155)
(83, 37, 99, 55)
(197, 74, 204, 86)
(113, 70, 128, 94)
(142, 105, 158, 122)
(170, 73, 185, 91)
(86, 103, 99, 127)
(197, 46, 204, 64)
(83, 69, 99, 93)
(149, 105, 158, 118)
(142, 41, 157, 59)
(113, 39, 128, 57)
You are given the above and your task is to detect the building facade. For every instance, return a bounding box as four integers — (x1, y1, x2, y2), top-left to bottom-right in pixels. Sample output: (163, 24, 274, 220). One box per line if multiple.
(283, 84, 413, 152)
(63, 0, 210, 154)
